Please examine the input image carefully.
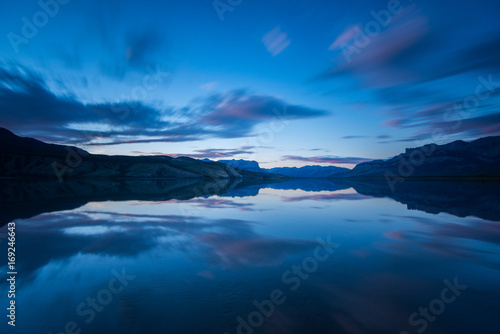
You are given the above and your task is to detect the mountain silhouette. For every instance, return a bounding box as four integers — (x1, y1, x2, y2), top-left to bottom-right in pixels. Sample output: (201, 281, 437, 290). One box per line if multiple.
(0, 127, 285, 180)
(344, 136, 500, 178)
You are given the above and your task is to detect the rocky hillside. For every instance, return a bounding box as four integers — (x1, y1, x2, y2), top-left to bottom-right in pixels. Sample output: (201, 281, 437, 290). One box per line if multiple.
(269, 165, 350, 178)
(0, 128, 281, 180)
(345, 136, 500, 178)
(217, 159, 269, 173)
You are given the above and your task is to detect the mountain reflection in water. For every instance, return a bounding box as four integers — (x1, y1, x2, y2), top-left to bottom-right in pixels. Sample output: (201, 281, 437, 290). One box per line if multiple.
(0, 178, 499, 334)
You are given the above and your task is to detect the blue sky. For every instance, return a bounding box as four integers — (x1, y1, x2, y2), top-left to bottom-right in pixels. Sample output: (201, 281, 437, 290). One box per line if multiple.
(1, 0, 499, 168)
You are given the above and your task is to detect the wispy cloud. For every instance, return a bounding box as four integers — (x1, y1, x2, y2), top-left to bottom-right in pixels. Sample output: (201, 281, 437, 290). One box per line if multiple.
(342, 135, 369, 139)
(318, 3, 500, 143)
(93, 4, 170, 79)
(0, 66, 330, 146)
(283, 193, 370, 202)
(125, 29, 165, 68)
(321, 6, 429, 86)
(384, 111, 500, 141)
(200, 81, 217, 91)
(13, 211, 318, 275)
(131, 148, 254, 159)
(282, 155, 372, 164)
(329, 25, 361, 50)
(197, 89, 330, 138)
(262, 26, 291, 56)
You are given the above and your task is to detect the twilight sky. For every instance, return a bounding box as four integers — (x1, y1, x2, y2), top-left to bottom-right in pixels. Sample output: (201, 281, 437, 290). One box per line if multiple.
(1, 0, 499, 168)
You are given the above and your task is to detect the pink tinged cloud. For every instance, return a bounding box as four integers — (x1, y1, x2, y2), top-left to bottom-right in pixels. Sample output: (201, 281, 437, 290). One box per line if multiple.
(200, 81, 217, 91)
(283, 193, 370, 202)
(329, 25, 362, 50)
(262, 26, 291, 56)
(382, 119, 403, 127)
(327, 6, 429, 87)
(359, 8, 429, 67)
(282, 155, 372, 164)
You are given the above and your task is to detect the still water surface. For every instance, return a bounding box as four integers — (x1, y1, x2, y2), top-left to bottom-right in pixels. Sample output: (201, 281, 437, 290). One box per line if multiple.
(1, 179, 499, 334)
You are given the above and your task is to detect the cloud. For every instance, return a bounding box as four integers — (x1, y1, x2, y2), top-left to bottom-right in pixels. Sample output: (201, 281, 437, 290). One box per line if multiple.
(197, 89, 330, 138)
(283, 193, 370, 202)
(0, 67, 330, 146)
(0, 66, 186, 145)
(282, 155, 372, 164)
(329, 25, 361, 50)
(318, 3, 500, 143)
(338, 134, 392, 141)
(377, 135, 391, 139)
(132, 197, 256, 211)
(262, 26, 291, 56)
(380, 215, 500, 261)
(14, 210, 317, 276)
(341, 135, 368, 139)
(427, 35, 500, 83)
(320, 6, 429, 86)
(125, 29, 165, 68)
(93, 5, 170, 79)
(181, 198, 256, 211)
(200, 81, 217, 91)
(131, 148, 254, 159)
(429, 113, 500, 139)
(383, 103, 500, 141)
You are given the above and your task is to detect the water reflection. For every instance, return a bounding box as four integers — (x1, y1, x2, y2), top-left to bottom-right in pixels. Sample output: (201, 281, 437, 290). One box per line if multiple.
(13, 211, 319, 281)
(346, 179, 500, 221)
(1, 178, 499, 224)
(0, 178, 246, 226)
(0, 178, 499, 333)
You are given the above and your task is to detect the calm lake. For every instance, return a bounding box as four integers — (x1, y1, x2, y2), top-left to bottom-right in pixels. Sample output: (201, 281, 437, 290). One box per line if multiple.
(1, 179, 499, 334)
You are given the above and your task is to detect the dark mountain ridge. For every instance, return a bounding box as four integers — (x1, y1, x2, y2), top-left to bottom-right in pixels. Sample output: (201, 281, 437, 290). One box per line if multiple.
(342, 136, 500, 178)
(0, 127, 283, 180)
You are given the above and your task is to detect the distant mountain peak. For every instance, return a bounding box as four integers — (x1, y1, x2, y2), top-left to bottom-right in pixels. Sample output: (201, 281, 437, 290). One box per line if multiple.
(268, 165, 350, 178)
(217, 159, 267, 173)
